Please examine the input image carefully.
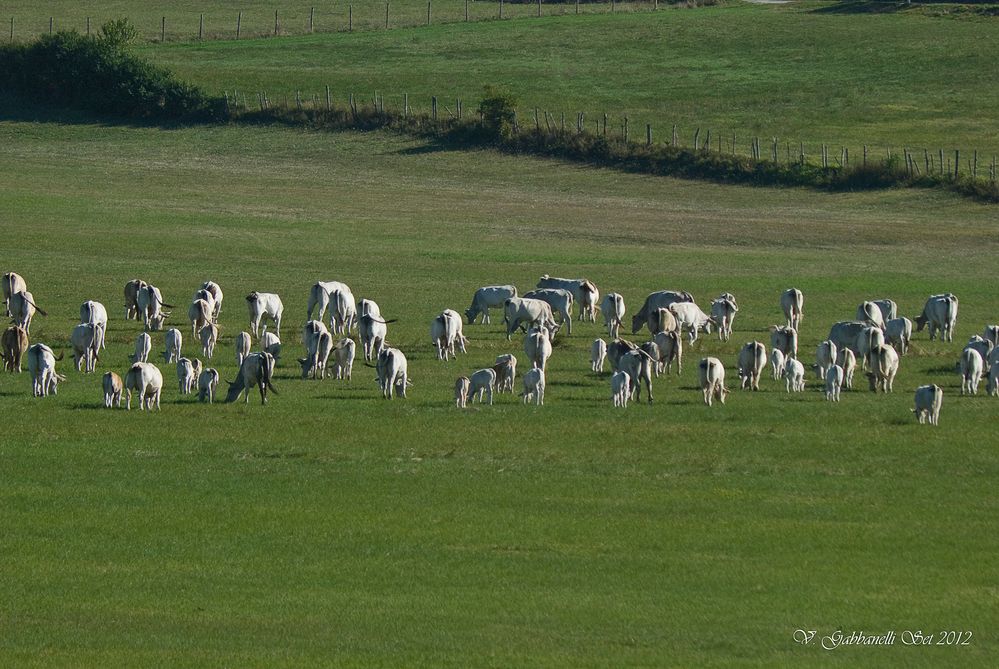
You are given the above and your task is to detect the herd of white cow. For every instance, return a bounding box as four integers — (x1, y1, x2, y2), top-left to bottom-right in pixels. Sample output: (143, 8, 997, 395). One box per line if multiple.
(1, 270, 992, 424)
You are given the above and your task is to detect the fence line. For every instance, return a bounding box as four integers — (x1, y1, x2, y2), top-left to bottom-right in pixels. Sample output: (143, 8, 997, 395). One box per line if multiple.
(5, 1, 685, 43)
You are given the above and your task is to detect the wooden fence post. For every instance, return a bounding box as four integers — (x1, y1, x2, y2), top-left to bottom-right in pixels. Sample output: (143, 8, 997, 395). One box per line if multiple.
(428, 1, 432, 25)
(576, 0, 580, 13)
(404, 93, 409, 118)
(10, 17, 13, 41)
(161, 16, 165, 42)
(310, 7, 315, 32)
(646, 124, 652, 146)
(385, 2, 390, 29)
(624, 116, 629, 142)
(432, 96, 438, 121)
(972, 150, 978, 179)
(199, 13, 204, 39)
(86, 16, 90, 36)
(237, 12, 241, 38)
(603, 113, 608, 136)
(500, 0, 504, 19)
(274, 10, 279, 35)
(693, 128, 700, 151)
(326, 85, 331, 111)
(49, 17, 52, 34)
(538, 0, 542, 17)
(466, 0, 469, 21)
(349, 5, 353, 31)
(954, 149, 959, 178)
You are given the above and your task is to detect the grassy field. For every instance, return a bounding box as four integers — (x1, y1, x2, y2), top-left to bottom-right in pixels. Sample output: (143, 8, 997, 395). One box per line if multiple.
(122, 2, 999, 160)
(2, 109, 998, 666)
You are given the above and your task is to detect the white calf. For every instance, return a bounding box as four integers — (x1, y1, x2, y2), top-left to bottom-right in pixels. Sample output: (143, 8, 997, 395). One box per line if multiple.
(698, 357, 727, 406)
(467, 368, 497, 405)
(825, 364, 844, 402)
(131, 332, 151, 364)
(70, 323, 100, 373)
(455, 376, 470, 408)
(591, 338, 607, 373)
(836, 348, 856, 390)
(912, 384, 943, 425)
(959, 347, 983, 396)
(711, 295, 738, 342)
(198, 368, 220, 403)
(494, 354, 517, 393)
(80, 300, 108, 351)
(200, 323, 218, 359)
(177, 358, 196, 394)
(161, 328, 182, 364)
(737, 341, 767, 391)
(770, 348, 786, 381)
(815, 339, 838, 380)
(785, 358, 805, 393)
(375, 347, 408, 399)
(103, 371, 123, 408)
(611, 370, 631, 408)
(27, 343, 64, 397)
(260, 331, 282, 360)
(331, 338, 356, 380)
(653, 331, 683, 376)
(885, 317, 913, 355)
(521, 367, 545, 405)
(235, 331, 251, 368)
(524, 326, 553, 372)
(601, 293, 626, 339)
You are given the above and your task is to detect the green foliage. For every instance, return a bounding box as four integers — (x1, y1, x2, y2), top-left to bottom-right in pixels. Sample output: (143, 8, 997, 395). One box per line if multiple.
(97, 17, 139, 50)
(477, 85, 518, 141)
(0, 30, 223, 121)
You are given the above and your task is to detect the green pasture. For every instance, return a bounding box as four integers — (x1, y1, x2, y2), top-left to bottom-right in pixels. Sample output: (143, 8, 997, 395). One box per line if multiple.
(2, 115, 998, 666)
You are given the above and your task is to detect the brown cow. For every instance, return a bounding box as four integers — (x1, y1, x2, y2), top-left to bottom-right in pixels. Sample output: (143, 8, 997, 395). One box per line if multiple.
(1, 325, 29, 372)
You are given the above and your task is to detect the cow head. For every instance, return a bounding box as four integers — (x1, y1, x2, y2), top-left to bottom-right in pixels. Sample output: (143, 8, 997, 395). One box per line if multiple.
(245, 292, 259, 303)
(464, 307, 478, 324)
(631, 313, 645, 335)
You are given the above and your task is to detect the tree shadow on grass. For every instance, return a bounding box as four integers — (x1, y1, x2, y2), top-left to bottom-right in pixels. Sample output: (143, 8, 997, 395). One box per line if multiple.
(0, 91, 206, 130)
(811, 1, 916, 14)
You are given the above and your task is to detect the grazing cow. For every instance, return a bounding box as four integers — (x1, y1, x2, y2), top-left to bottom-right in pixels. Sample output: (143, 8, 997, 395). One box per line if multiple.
(698, 357, 727, 406)
(607, 338, 638, 372)
(358, 298, 382, 320)
(523, 288, 575, 334)
(430, 310, 468, 361)
(298, 331, 333, 380)
(246, 292, 284, 338)
(466, 285, 518, 325)
(815, 340, 838, 380)
(653, 330, 683, 376)
(987, 349, 999, 396)
(856, 326, 886, 372)
(374, 347, 408, 399)
(639, 341, 661, 377)
(307, 280, 353, 323)
(959, 347, 983, 396)
(260, 331, 282, 360)
(198, 368, 220, 403)
(161, 328, 182, 364)
(192, 288, 216, 319)
(781, 288, 804, 332)
(865, 344, 900, 393)
(915, 293, 958, 342)
(611, 371, 631, 408)
(123, 279, 147, 321)
(9, 290, 46, 334)
(737, 341, 767, 391)
(3, 271, 27, 317)
(591, 338, 607, 373)
(130, 332, 151, 364)
(331, 338, 356, 380)
(647, 307, 678, 336)
(618, 349, 654, 404)
(521, 367, 545, 405)
(670, 302, 715, 345)
(856, 301, 886, 330)
(711, 295, 739, 342)
(225, 352, 278, 404)
(80, 300, 108, 351)
(124, 362, 163, 410)
(601, 293, 626, 339)
(770, 326, 799, 360)
(964, 336, 994, 372)
(912, 385, 943, 425)
(825, 364, 844, 402)
(885, 317, 913, 355)
(503, 298, 560, 340)
(235, 331, 251, 368)
(188, 299, 213, 339)
(467, 368, 497, 405)
(103, 371, 123, 408)
(199, 323, 218, 359)
(984, 325, 999, 348)
(872, 299, 898, 323)
(785, 358, 805, 393)
(177, 358, 196, 394)
(137, 284, 173, 331)
(494, 354, 517, 393)
(827, 321, 868, 355)
(302, 319, 329, 354)
(328, 289, 357, 336)
(200, 281, 224, 322)
(27, 343, 64, 397)
(1, 325, 29, 372)
(524, 326, 553, 372)
(632, 290, 694, 334)
(536, 275, 598, 322)
(455, 376, 470, 408)
(836, 347, 856, 390)
(360, 313, 393, 361)
(770, 348, 786, 381)
(70, 323, 100, 373)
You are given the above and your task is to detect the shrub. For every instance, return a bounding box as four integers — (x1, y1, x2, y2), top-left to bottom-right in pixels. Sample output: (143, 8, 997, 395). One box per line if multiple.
(478, 86, 518, 141)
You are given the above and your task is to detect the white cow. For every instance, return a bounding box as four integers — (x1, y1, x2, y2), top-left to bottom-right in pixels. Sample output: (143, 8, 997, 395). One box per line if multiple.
(611, 370, 631, 408)
(836, 348, 856, 390)
(536, 275, 598, 322)
(198, 367, 220, 403)
(698, 357, 727, 406)
(131, 332, 151, 364)
(601, 293, 626, 339)
(711, 294, 739, 342)
(815, 339, 838, 380)
(770, 348, 786, 380)
(915, 293, 958, 342)
(984, 325, 999, 348)
(188, 298, 213, 339)
(872, 299, 898, 323)
(199, 323, 218, 359)
(201, 281, 224, 322)
(161, 328, 182, 364)
(737, 341, 767, 391)
(959, 347, 983, 396)
(298, 331, 333, 380)
(467, 368, 497, 405)
(781, 288, 804, 332)
(504, 298, 559, 340)
(912, 385, 943, 425)
(827, 321, 868, 355)
(359, 313, 392, 361)
(375, 347, 408, 399)
(865, 344, 900, 393)
(430, 309, 468, 361)
(307, 280, 353, 323)
(225, 352, 278, 404)
(521, 367, 545, 405)
(328, 289, 357, 336)
(137, 284, 173, 331)
(358, 298, 382, 320)
(771, 326, 799, 360)
(524, 326, 553, 372)
(302, 320, 329, 356)
(260, 331, 282, 360)
(235, 331, 252, 368)
(964, 336, 994, 372)
(103, 371, 123, 408)
(523, 289, 574, 334)
(3, 271, 27, 317)
(646, 307, 678, 336)
(591, 338, 607, 373)
(988, 349, 999, 396)
(124, 362, 163, 410)
(123, 279, 147, 321)
(856, 326, 886, 370)
(27, 343, 64, 397)
(331, 338, 355, 380)
(455, 376, 470, 408)
(618, 349, 654, 404)
(192, 288, 216, 321)
(856, 301, 886, 330)
(670, 302, 714, 345)
(70, 323, 100, 373)
(177, 358, 196, 394)
(885, 317, 913, 355)
(785, 358, 805, 393)
(632, 290, 694, 334)
(246, 291, 284, 338)
(465, 285, 518, 325)
(494, 354, 517, 393)
(9, 290, 46, 334)
(825, 364, 844, 402)
(80, 300, 108, 351)
(653, 330, 683, 376)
